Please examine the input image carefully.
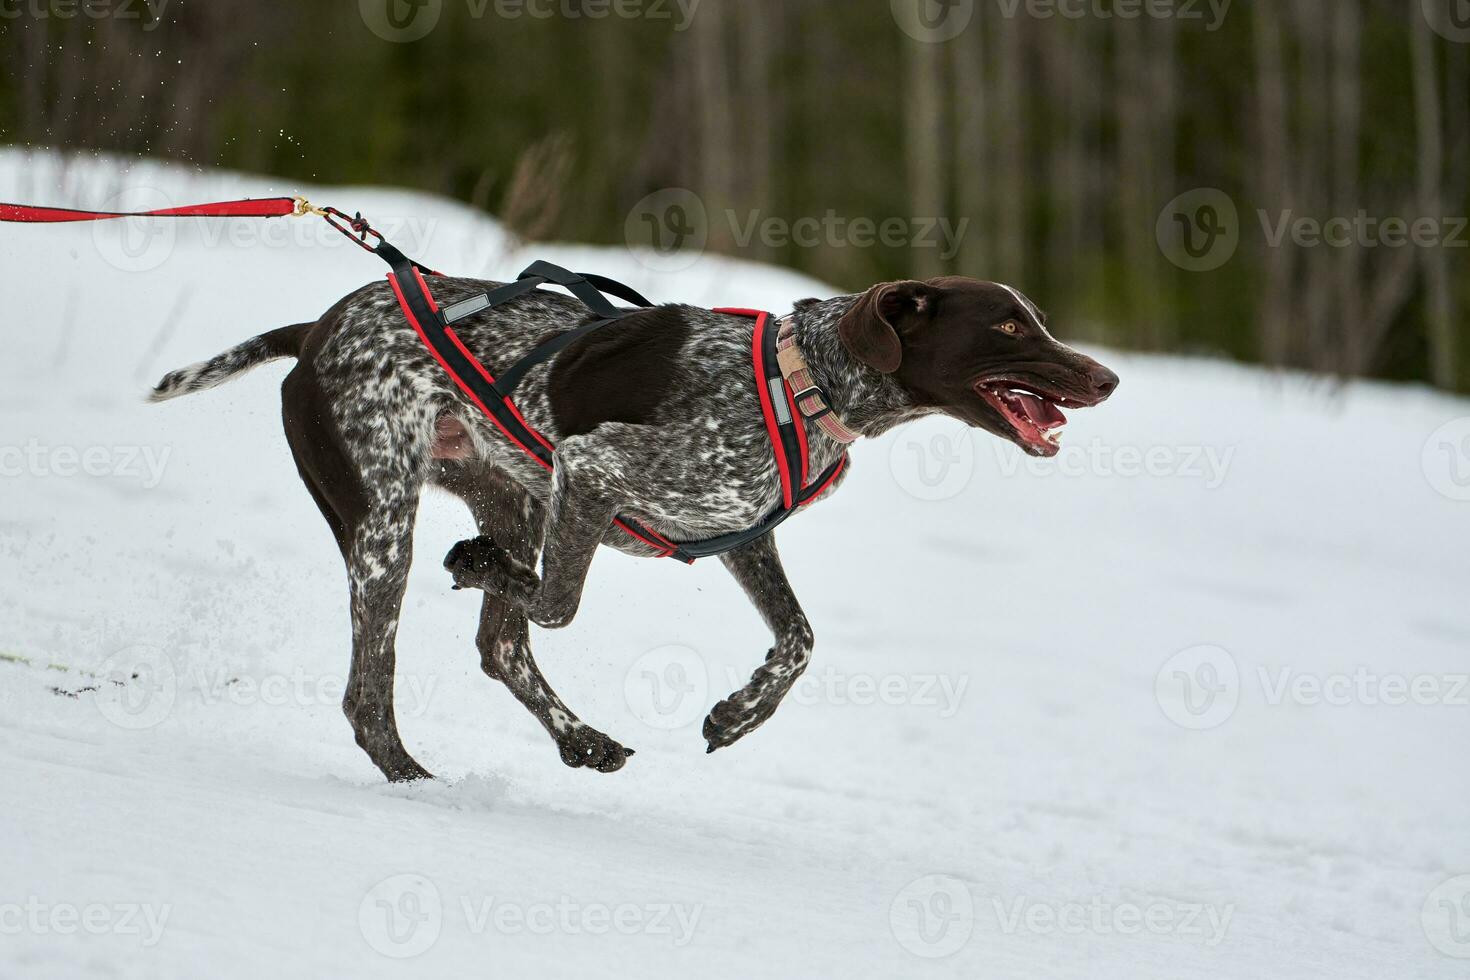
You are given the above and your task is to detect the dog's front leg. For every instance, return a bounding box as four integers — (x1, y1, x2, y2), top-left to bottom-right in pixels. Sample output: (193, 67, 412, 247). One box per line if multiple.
(445, 437, 617, 629)
(704, 532, 814, 754)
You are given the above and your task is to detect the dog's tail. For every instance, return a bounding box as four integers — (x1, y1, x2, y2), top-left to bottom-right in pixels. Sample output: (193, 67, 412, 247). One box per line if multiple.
(148, 323, 310, 402)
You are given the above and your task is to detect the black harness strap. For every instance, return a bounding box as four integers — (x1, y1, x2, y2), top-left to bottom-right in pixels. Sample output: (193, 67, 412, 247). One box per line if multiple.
(442, 261, 658, 399)
(376, 240, 846, 564)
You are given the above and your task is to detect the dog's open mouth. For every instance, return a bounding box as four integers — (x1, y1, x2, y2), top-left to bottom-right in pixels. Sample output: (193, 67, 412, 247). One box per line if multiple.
(975, 381, 1073, 457)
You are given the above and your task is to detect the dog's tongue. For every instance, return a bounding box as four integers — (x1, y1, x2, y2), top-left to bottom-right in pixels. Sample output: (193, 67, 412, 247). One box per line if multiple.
(1015, 392, 1067, 431)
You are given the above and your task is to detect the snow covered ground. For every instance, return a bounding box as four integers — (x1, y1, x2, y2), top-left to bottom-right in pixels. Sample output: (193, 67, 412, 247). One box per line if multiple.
(2, 150, 1468, 979)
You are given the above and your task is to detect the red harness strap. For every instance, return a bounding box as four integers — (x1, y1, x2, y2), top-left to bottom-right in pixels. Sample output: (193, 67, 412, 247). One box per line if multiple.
(726, 307, 807, 509)
(387, 267, 684, 559)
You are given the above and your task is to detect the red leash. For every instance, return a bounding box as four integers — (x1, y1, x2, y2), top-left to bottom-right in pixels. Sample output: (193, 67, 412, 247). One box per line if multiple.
(0, 194, 415, 265)
(0, 196, 300, 223)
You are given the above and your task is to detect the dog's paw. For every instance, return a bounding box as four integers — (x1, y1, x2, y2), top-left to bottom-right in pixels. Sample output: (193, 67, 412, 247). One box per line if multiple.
(443, 536, 532, 597)
(443, 535, 502, 587)
(701, 695, 764, 754)
(557, 726, 636, 773)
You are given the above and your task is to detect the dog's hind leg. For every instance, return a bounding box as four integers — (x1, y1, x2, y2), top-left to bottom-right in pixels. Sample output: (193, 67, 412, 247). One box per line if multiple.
(703, 532, 814, 754)
(342, 485, 435, 781)
(282, 366, 433, 782)
(438, 464, 635, 773)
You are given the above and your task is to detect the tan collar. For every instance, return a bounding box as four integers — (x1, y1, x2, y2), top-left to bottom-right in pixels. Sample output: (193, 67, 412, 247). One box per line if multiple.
(774, 316, 862, 444)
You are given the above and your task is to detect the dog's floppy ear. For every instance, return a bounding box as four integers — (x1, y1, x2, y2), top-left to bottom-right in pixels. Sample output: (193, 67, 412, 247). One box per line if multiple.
(837, 280, 936, 374)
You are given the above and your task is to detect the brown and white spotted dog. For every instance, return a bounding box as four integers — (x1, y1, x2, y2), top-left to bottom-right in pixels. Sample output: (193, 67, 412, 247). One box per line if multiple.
(149, 275, 1118, 781)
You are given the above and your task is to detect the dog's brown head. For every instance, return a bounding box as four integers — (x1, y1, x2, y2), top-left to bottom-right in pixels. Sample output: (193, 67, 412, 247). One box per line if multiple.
(837, 277, 1118, 457)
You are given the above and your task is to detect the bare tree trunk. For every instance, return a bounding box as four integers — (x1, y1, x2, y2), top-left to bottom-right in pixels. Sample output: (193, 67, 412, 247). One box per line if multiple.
(953, 12, 988, 277)
(1411, 8, 1458, 389)
(693, 3, 735, 252)
(1063, 23, 1096, 282)
(1331, 0, 1364, 375)
(1445, 41, 1469, 198)
(1040, 19, 1081, 300)
(1148, 15, 1179, 349)
(1253, 0, 1295, 367)
(905, 32, 947, 280)
(17, 18, 48, 141)
(591, 19, 633, 207)
(739, 0, 777, 260)
(1115, 15, 1152, 347)
(994, 12, 1027, 286)
(1293, 0, 1335, 373)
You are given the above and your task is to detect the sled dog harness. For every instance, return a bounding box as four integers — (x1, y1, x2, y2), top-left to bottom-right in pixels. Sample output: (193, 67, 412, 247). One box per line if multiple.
(376, 241, 849, 563)
(0, 194, 850, 564)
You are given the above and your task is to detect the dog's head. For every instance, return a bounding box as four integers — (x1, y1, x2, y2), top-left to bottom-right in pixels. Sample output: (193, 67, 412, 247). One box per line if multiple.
(837, 277, 1118, 457)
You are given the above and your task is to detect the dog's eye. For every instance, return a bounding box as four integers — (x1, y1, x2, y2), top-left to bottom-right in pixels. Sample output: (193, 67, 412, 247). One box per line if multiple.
(996, 321, 1020, 335)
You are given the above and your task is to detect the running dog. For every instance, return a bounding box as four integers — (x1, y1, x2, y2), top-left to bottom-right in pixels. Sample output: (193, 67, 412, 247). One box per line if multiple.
(150, 275, 1118, 781)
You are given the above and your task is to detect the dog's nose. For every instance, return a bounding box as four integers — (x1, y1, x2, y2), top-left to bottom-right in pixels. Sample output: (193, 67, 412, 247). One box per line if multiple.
(1087, 363, 1119, 400)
